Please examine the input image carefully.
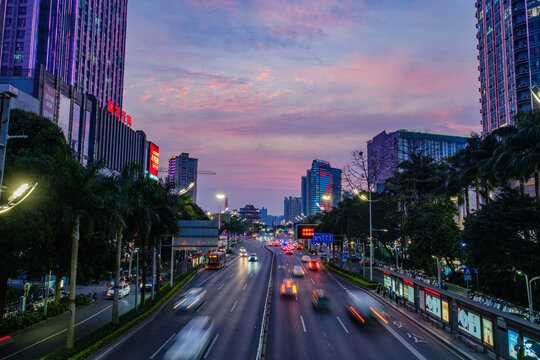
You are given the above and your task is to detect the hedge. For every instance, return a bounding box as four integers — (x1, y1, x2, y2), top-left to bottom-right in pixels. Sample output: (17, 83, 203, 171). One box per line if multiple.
(323, 260, 380, 289)
(1, 294, 92, 335)
(42, 270, 196, 360)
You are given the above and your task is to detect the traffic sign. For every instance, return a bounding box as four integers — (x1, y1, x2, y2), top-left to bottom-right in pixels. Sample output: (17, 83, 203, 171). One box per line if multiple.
(296, 224, 316, 240)
(464, 267, 472, 281)
(312, 233, 333, 243)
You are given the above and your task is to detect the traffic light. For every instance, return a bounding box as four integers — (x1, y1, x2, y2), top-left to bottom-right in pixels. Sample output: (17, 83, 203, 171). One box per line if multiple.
(296, 224, 316, 240)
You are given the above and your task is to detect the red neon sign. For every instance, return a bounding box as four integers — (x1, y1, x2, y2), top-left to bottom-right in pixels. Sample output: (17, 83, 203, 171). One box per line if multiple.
(403, 279, 414, 286)
(424, 288, 440, 297)
(149, 143, 159, 178)
(107, 99, 133, 127)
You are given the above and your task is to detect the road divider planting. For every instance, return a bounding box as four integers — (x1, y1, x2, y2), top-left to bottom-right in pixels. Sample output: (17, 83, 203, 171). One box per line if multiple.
(322, 260, 380, 289)
(41, 270, 196, 360)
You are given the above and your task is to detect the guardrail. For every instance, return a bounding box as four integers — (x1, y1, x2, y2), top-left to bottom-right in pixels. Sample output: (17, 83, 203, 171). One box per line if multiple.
(256, 245, 275, 360)
(379, 268, 540, 359)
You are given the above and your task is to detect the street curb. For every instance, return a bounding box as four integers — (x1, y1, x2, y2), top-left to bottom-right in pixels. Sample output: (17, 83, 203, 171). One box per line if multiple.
(255, 245, 275, 360)
(326, 266, 482, 360)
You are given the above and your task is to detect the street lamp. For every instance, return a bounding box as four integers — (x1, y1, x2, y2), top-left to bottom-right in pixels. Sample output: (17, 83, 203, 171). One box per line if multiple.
(216, 193, 226, 248)
(322, 194, 332, 212)
(355, 189, 378, 281)
(176, 182, 195, 196)
(516, 270, 539, 323)
(0, 182, 38, 214)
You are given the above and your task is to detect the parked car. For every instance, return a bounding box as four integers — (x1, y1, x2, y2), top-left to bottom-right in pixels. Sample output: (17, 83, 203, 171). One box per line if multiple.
(106, 283, 130, 299)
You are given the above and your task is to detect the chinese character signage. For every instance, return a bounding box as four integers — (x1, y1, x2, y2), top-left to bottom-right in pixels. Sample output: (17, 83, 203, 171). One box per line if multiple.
(107, 99, 133, 127)
(149, 143, 159, 180)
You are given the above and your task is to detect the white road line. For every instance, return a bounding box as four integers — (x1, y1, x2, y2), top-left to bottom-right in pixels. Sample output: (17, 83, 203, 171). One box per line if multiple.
(380, 320, 428, 360)
(196, 300, 207, 312)
(300, 315, 307, 332)
(218, 283, 224, 291)
(250, 273, 254, 278)
(243, 283, 248, 291)
(0, 304, 114, 360)
(203, 333, 220, 359)
(230, 300, 238, 312)
(150, 332, 176, 359)
(336, 316, 349, 334)
(229, 272, 236, 278)
(311, 279, 316, 286)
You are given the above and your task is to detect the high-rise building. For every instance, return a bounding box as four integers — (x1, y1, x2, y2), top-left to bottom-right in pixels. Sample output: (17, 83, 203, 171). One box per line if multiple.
(475, 0, 540, 136)
(301, 175, 308, 216)
(168, 153, 198, 202)
(283, 196, 301, 223)
(306, 159, 341, 215)
(1, 0, 128, 107)
(367, 130, 468, 191)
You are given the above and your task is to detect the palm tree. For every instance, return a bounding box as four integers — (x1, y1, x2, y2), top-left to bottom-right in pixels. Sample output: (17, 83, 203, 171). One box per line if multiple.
(52, 153, 104, 349)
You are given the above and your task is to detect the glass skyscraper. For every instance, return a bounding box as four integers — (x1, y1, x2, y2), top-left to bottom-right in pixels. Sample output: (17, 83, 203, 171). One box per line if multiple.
(305, 159, 342, 215)
(476, 0, 540, 135)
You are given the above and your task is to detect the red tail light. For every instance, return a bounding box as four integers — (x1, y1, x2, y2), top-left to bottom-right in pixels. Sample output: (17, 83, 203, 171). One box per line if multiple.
(281, 284, 285, 293)
(349, 306, 365, 323)
(316, 263, 320, 268)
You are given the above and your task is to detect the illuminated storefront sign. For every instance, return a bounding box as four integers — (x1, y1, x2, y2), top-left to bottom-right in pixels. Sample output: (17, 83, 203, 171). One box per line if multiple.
(425, 289, 441, 319)
(149, 143, 159, 180)
(482, 318, 494, 347)
(107, 99, 133, 127)
(458, 307, 481, 340)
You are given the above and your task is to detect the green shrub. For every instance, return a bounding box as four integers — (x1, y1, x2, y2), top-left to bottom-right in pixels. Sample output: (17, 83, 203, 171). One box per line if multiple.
(323, 260, 380, 288)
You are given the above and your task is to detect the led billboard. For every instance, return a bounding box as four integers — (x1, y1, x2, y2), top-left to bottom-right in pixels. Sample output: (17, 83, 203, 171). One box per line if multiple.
(296, 224, 316, 240)
(149, 143, 159, 180)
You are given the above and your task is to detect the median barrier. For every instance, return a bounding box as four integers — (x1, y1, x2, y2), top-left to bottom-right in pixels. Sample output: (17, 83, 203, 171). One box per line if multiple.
(322, 260, 379, 289)
(256, 245, 275, 360)
(41, 270, 196, 360)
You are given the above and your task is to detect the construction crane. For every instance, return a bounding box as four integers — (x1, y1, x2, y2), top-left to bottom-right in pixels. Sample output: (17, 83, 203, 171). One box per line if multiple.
(157, 168, 216, 175)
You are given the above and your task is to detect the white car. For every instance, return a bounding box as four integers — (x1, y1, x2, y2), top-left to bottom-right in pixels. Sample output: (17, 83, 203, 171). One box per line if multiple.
(239, 248, 247, 257)
(106, 283, 130, 299)
(164, 316, 214, 360)
(301, 255, 311, 263)
(173, 287, 207, 312)
(293, 266, 305, 277)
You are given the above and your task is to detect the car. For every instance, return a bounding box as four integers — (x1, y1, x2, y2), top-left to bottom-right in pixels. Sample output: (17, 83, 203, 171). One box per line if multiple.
(239, 248, 247, 257)
(273, 241, 280, 246)
(301, 255, 311, 263)
(292, 266, 305, 277)
(173, 287, 207, 312)
(280, 278, 298, 300)
(248, 253, 258, 261)
(266, 241, 273, 246)
(297, 244, 303, 250)
(308, 260, 320, 271)
(286, 248, 293, 255)
(106, 283, 130, 299)
(346, 290, 385, 324)
(320, 253, 328, 260)
(312, 289, 330, 311)
(163, 316, 214, 360)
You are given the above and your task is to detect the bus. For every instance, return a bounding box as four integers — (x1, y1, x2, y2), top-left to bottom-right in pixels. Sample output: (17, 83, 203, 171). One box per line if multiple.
(206, 251, 226, 269)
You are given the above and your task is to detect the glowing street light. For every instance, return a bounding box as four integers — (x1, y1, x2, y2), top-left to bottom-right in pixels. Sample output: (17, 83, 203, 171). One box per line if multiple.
(176, 182, 195, 196)
(0, 182, 38, 214)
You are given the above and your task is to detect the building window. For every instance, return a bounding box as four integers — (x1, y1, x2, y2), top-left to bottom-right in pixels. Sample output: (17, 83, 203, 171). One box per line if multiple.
(17, 18, 25, 27)
(13, 54, 23, 63)
(16, 30, 24, 39)
(1, 54, 8, 63)
(15, 42, 24, 51)
(6, 7, 13, 15)
(18, 6, 27, 15)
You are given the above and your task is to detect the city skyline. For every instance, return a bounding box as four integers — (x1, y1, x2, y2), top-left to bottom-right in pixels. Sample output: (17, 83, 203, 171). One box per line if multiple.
(123, 1, 480, 214)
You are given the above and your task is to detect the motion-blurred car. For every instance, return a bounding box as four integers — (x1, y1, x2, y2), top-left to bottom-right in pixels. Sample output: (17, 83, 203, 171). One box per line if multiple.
(163, 316, 214, 360)
(106, 283, 130, 299)
(292, 266, 305, 277)
(301, 255, 311, 263)
(297, 244, 303, 250)
(266, 241, 273, 246)
(248, 253, 258, 261)
(345, 290, 385, 324)
(173, 287, 207, 312)
(308, 260, 320, 271)
(273, 241, 280, 246)
(312, 289, 330, 311)
(280, 278, 298, 300)
(239, 248, 247, 257)
(286, 248, 293, 255)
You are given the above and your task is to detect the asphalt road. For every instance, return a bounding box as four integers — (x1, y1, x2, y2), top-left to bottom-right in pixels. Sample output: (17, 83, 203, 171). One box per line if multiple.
(266, 245, 467, 360)
(93, 239, 272, 360)
(0, 285, 140, 360)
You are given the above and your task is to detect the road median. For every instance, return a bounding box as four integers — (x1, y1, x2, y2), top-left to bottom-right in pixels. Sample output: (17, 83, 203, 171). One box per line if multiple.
(41, 270, 196, 360)
(322, 260, 380, 289)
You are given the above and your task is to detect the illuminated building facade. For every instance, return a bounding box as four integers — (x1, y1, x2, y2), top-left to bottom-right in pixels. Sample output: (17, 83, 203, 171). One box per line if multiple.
(283, 196, 301, 223)
(475, 0, 540, 135)
(307, 159, 341, 215)
(168, 153, 198, 202)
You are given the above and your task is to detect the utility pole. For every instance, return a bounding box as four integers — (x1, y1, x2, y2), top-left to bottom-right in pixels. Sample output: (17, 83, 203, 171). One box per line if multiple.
(0, 85, 18, 201)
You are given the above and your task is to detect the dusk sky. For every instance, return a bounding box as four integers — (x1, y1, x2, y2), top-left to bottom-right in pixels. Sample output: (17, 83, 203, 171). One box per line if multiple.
(123, 0, 480, 215)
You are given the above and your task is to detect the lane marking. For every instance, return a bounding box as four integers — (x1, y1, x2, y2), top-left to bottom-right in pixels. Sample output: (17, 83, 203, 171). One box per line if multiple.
(150, 332, 176, 359)
(229, 272, 236, 278)
(243, 283, 248, 291)
(336, 316, 349, 334)
(311, 279, 316, 286)
(0, 304, 113, 360)
(196, 300, 207, 312)
(203, 333, 220, 359)
(218, 283, 224, 291)
(250, 273, 254, 278)
(230, 300, 238, 312)
(378, 319, 428, 360)
(300, 315, 307, 333)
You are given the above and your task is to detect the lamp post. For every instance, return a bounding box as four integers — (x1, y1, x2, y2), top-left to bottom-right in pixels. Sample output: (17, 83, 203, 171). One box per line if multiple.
(517, 270, 539, 323)
(216, 193, 226, 249)
(0, 183, 38, 214)
(355, 189, 378, 281)
(322, 194, 332, 212)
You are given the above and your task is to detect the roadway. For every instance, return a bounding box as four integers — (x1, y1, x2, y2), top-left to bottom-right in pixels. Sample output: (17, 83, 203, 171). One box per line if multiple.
(93, 239, 272, 360)
(266, 245, 467, 360)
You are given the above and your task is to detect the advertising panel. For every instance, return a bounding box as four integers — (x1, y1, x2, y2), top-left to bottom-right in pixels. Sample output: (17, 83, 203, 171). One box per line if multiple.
(442, 300, 449, 323)
(384, 275, 391, 289)
(508, 329, 520, 359)
(419, 290, 425, 311)
(403, 284, 414, 302)
(41, 84, 55, 120)
(149, 143, 159, 180)
(425, 292, 441, 318)
(458, 307, 481, 340)
(523, 335, 540, 359)
(482, 318, 494, 347)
